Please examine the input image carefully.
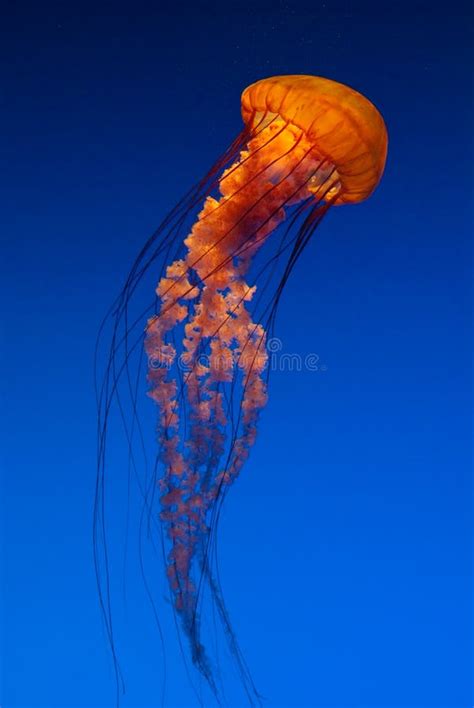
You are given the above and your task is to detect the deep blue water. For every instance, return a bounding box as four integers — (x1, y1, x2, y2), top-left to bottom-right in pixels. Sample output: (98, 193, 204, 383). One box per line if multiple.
(1, 1, 472, 707)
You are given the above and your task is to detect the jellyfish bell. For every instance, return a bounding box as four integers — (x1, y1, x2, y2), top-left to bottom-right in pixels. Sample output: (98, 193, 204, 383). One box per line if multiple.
(241, 74, 388, 205)
(95, 75, 387, 705)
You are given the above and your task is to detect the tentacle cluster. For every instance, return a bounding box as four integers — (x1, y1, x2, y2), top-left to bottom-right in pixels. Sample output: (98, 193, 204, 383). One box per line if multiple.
(144, 116, 340, 628)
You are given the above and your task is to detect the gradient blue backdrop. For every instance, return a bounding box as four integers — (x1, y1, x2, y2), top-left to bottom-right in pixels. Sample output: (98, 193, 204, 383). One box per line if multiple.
(1, 1, 472, 707)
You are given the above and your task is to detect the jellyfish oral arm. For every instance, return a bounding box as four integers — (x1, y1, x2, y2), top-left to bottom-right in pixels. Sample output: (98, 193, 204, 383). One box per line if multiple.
(144, 115, 342, 634)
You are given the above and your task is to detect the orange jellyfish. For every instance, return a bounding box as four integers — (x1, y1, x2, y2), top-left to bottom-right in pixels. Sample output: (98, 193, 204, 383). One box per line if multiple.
(95, 75, 388, 704)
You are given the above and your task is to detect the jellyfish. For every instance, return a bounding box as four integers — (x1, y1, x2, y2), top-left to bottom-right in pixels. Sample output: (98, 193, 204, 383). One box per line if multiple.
(95, 75, 387, 704)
